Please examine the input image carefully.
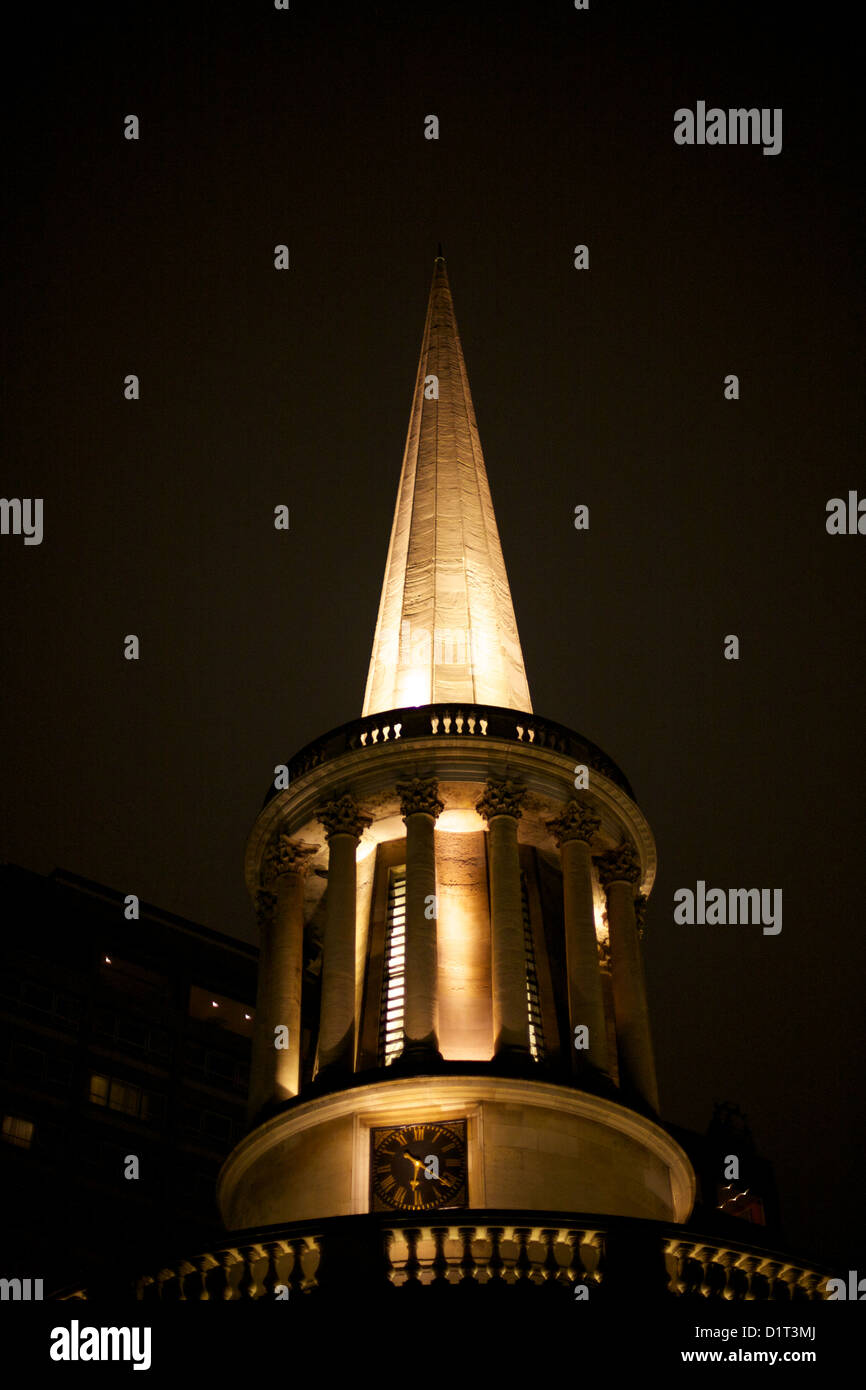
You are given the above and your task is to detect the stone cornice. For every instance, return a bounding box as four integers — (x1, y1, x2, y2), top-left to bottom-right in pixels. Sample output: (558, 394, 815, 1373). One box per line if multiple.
(244, 737, 657, 902)
(217, 1074, 696, 1225)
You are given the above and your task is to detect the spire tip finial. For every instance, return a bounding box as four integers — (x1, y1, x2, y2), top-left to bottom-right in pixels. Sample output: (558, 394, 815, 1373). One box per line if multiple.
(436, 241, 444, 261)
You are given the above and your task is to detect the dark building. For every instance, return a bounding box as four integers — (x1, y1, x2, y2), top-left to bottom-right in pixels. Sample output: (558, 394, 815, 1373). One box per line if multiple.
(0, 864, 256, 1294)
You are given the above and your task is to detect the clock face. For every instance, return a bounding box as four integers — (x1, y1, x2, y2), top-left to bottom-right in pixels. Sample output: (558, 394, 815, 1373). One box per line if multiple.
(370, 1119, 468, 1212)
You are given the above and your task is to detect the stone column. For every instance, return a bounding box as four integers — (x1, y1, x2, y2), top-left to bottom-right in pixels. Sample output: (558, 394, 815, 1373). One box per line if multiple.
(597, 845, 659, 1112)
(248, 834, 317, 1120)
(546, 800, 609, 1078)
(476, 778, 530, 1059)
(316, 794, 372, 1081)
(396, 776, 444, 1063)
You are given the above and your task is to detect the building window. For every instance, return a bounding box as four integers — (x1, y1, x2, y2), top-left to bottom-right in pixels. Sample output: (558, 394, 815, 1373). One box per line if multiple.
(89, 1073, 109, 1106)
(2, 1115, 34, 1150)
(89, 1072, 163, 1123)
(108, 1079, 141, 1116)
(521, 874, 545, 1061)
(379, 868, 406, 1066)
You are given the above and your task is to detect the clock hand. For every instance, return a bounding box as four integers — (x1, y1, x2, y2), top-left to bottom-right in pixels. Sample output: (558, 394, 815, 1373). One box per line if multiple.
(403, 1148, 427, 1189)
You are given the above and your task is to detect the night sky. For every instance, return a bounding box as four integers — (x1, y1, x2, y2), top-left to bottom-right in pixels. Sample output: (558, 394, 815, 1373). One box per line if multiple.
(3, 2, 864, 1270)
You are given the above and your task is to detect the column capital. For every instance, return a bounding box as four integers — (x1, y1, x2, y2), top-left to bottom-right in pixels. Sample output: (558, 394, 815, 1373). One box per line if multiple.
(262, 833, 318, 886)
(396, 775, 444, 821)
(546, 799, 601, 847)
(316, 793, 372, 843)
(596, 844, 641, 889)
(254, 888, 277, 929)
(476, 777, 527, 823)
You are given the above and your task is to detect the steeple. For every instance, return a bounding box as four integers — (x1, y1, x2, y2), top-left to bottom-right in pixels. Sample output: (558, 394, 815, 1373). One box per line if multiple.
(362, 256, 532, 716)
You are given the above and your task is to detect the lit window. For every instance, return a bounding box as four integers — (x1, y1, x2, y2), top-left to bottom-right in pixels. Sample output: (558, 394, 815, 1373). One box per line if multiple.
(379, 868, 407, 1066)
(89, 1074, 109, 1106)
(521, 874, 545, 1061)
(2, 1115, 34, 1150)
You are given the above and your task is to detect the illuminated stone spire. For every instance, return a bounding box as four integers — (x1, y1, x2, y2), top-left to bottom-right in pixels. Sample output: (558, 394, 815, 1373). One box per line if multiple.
(362, 255, 532, 716)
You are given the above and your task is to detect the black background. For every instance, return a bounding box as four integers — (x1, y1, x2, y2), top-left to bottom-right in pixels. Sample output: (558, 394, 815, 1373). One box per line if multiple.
(2, 1, 864, 1270)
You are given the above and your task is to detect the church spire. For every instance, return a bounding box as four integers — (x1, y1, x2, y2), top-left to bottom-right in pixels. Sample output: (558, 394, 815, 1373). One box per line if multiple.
(362, 257, 532, 716)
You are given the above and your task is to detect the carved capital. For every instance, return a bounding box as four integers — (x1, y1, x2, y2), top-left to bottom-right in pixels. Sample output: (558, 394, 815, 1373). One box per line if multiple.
(396, 775, 444, 821)
(546, 799, 601, 847)
(262, 833, 318, 885)
(254, 889, 277, 930)
(316, 794, 372, 843)
(596, 844, 641, 889)
(476, 778, 527, 823)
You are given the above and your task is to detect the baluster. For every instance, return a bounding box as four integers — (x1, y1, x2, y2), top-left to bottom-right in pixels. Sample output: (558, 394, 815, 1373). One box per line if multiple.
(443, 1227, 463, 1284)
(472, 1228, 493, 1283)
(457, 1226, 477, 1283)
(284, 1237, 303, 1294)
(262, 1241, 284, 1298)
(764, 1261, 788, 1302)
(486, 1226, 505, 1285)
(526, 1231, 547, 1285)
(385, 1228, 409, 1286)
(540, 1228, 559, 1286)
(212, 1248, 238, 1301)
(499, 1227, 520, 1284)
(584, 1230, 605, 1292)
(416, 1229, 437, 1285)
(514, 1227, 532, 1282)
(703, 1254, 728, 1299)
(237, 1244, 262, 1300)
(694, 1245, 715, 1298)
(404, 1227, 422, 1283)
(738, 1254, 760, 1300)
(429, 1225, 449, 1284)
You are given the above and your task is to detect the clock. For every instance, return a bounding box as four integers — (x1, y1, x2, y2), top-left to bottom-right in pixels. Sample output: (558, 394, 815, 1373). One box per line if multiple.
(370, 1119, 468, 1212)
